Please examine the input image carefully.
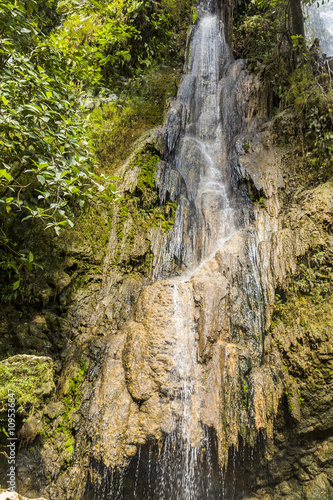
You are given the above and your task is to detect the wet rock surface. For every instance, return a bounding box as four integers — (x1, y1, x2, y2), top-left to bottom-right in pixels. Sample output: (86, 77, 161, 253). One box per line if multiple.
(0, 5, 333, 500)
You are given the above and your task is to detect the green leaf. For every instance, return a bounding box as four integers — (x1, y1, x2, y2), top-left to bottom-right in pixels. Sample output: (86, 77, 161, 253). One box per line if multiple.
(25, 104, 41, 113)
(28, 251, 34, 262)
(0, 169, 12, 181)
(13, 280, 20, 290)
(26, 262, 33, 272)
(1, 95, 8, 106)
(37, 174, 46, 185)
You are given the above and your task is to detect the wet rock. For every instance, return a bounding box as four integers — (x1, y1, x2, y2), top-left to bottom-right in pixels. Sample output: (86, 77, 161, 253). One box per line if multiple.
(304, 473, 333, 499)
(50, 271, 71, 294)
(17, 417, 41, 448)
(43, 401, 65, 420)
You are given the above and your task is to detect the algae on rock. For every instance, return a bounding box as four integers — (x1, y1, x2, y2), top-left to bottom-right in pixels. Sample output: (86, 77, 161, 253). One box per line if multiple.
(0, 355, 55, 415)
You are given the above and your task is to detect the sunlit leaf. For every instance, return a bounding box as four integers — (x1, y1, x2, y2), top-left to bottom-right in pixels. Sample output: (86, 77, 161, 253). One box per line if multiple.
(0, 169, 12, 181)
(12, 280, 20, 290)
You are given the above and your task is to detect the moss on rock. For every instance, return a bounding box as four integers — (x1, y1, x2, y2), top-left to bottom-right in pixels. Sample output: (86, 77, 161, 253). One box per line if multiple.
(0, 355, 55, 415)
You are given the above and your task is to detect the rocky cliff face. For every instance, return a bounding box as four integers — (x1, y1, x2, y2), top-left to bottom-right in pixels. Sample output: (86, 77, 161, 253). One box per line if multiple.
(1, 2, 333, 499)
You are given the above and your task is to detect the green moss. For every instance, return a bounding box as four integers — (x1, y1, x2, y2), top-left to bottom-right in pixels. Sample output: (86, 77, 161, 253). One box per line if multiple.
(242, 378, 249, 410)
(86, 67, 180, 174)
(0, 355, 55, 415)
(38, 361, 87, 470)
(62, 361, 86, 415)
(113, 145, 177, 269)
(270, 244, 333, 397)
(117, 205, 129, 242)
(136, 153, 159, 193)
(64, 435, 75, 461)
(76, 202, 113, 261)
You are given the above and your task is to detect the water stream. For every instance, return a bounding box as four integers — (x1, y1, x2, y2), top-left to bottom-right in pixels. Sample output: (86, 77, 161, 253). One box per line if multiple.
(83, 2, 272, 498)
(305, 0, 333, 56)
(152, 1, 251, 278)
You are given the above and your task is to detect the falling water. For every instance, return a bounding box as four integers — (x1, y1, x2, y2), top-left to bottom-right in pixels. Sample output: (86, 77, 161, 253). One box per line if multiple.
(154, 0, 250, 276)
(83, 1, 270, 498)
(305, 0, 333, 56)
(149, 10, 244, 498)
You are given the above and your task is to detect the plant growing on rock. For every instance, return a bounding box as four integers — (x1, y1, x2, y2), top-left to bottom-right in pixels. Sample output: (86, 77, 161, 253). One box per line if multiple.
(0, 0, 116, 296)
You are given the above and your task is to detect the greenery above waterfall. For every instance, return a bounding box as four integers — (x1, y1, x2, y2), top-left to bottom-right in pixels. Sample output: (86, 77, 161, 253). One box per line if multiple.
(234, 0, 333, 186)
(0, 0, 194, 300)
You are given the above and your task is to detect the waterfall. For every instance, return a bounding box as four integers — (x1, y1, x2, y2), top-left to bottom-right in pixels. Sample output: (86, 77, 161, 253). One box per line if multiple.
(82, 2, 283, 498)
(153, 2, 250, 277)
(305, 0, 333, 56)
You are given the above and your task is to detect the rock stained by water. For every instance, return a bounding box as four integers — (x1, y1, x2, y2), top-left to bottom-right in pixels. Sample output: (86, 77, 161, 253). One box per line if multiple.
(78, 8, 289, 499)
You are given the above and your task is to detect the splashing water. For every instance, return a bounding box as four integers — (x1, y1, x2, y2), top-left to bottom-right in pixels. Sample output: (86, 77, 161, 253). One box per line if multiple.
(305, 0, 333, 57)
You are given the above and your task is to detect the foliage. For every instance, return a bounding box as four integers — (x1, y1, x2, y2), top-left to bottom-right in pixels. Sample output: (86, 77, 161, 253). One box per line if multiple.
(234, 0, 333, 185)
(0, 0, 194, 298)
(0, 0, 116, 294)
(0, 355, 55, 415)
(0, 0, 99, 227)
(285, 65, 333, 183)
(233, 0, 293, 62)
(51, 0, 194, 89)
(233, 0, 305, 109)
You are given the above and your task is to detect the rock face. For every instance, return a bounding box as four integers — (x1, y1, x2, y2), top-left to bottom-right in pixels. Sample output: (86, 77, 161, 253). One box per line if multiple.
(0, 492, 47, 500)
(70, 6, 288, 498)
(1, 2, 333, 500)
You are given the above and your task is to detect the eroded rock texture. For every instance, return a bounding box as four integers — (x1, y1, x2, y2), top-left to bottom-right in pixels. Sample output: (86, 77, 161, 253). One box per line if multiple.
(1, 3, 333, 500)
(66, 10, 290, 498)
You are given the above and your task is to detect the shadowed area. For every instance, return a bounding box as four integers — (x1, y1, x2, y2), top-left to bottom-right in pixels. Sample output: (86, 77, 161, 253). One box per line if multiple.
(84, 428, 265, 500)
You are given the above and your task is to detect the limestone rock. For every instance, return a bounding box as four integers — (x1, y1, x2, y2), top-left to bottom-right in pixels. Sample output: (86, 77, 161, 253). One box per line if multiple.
(0, 492, 47, 500)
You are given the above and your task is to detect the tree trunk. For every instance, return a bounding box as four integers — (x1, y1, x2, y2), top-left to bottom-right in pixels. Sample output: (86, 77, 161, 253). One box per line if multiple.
(290, 0, 305, 38)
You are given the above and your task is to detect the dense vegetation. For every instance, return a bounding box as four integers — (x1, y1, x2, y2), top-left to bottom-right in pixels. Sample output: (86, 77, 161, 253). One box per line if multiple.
(233, 0, 333, 186)
(0, 0, 194, 301)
